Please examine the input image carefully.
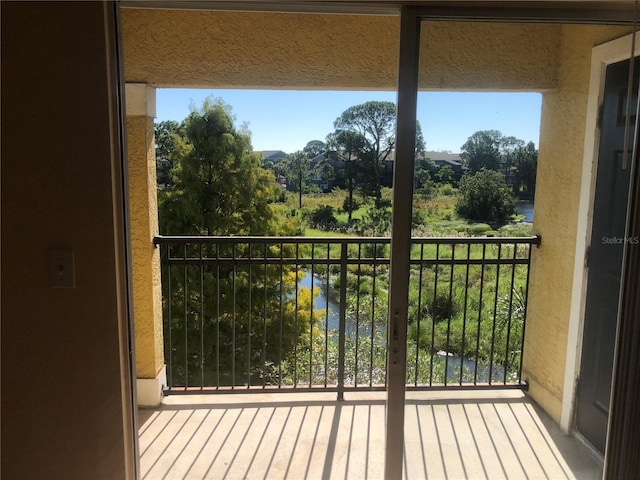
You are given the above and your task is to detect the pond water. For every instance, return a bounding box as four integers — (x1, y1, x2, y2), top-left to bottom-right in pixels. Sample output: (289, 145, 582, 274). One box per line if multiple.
(297, 272, 372, 335)
(297, 272, 340, 329)
(515, 201, 534, 222)
(297, 272, 507, 383)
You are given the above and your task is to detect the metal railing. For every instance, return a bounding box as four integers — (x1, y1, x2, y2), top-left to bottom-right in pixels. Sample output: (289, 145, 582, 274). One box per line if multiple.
(155, 235, 540, 396)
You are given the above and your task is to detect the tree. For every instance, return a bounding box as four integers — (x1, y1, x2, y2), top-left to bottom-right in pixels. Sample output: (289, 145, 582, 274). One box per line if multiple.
(499, 135, 526, 186)
(303, 140, 326, 159)
(414, 156, 438, 190)
(333, 101, 396, 206)
(456, 169, 516, 227)
(281, 151, 310, 208)
(158, 98, 311, 386)
(330, 101, 427, 205)
(326, 129, 367, 223)
(155, 120, 185, 189)
(511, 141, 538, 200)
(460, 130, 503, 173)
(159, 98, 288, 236)
(436, 165, 455, 185)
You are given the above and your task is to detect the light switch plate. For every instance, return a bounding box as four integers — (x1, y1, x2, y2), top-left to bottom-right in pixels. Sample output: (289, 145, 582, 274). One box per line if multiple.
(50, 249, 75, 288)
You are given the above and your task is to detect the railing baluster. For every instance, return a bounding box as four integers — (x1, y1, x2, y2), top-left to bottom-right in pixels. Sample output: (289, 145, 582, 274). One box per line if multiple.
(489, 244, 502, 385)
(338, 243, 348, 400)
(382, 241, 388, 385)
(519, 243, 535, 385)
(504, 243, 518, 384)
(474, 244, 487, 385)
(459, 244, 471, 385)
(415, 243, 425, 387)
(215, 243, 220, 389)
(430, 243, 440, 386)
(200, 244, 204, 390)
(263, 243, 268, 389)
(444, 243, 456, 386)
(247, 243, 252, 389)
(355, 242, 362, 388)
(166, 244, 173, 390)
(310, 244, 315, 388)
(279, 242, 284, 389)
(325, 242, 330, 389)
(370, 242, 377, 388)
(183, 243, 188, 388)
(294, 243, 299, 388)
(232, 243, 237, 389)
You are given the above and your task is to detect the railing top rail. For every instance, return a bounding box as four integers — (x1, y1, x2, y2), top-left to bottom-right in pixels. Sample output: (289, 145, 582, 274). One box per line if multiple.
(154, 234, 541, 246)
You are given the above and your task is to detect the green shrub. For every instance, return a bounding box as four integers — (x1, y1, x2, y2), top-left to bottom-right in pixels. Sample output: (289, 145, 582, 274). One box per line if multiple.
(342, 196, 360, 216)
(412, 210, 425, 228)
(440, 183, 454, 196)
(309, 205, 338, 229)
(456, 170, 516, 228)
(429, 293, 458, 322)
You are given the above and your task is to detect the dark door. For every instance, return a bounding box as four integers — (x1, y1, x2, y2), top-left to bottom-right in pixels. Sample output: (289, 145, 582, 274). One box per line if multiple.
(575, 58, 637, 454)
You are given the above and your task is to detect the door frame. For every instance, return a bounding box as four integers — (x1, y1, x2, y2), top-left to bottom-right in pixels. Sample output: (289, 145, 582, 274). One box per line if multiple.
(562, 32, 640, 435)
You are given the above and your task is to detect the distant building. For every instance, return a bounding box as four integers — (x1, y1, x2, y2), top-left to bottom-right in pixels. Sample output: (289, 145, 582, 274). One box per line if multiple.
(309, 152, 346, 193)
(256, 150, 288, 163)
(426, 151, 464, 173)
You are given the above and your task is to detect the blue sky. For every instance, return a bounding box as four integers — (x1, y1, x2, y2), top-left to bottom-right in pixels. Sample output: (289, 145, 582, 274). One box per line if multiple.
(156, 88, 542, 154)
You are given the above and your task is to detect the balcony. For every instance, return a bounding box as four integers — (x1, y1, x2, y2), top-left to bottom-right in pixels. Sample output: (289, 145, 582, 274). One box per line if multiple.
(139, 235, 605, 478)
(138, 390, 602, 479)
(154, 235, 540, 395)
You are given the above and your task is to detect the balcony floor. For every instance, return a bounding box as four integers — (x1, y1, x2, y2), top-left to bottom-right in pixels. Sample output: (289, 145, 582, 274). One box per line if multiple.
(138, 390, 601, 479)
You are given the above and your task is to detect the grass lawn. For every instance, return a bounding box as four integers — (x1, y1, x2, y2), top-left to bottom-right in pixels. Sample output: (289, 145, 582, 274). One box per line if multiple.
(281, 186, 532, 238)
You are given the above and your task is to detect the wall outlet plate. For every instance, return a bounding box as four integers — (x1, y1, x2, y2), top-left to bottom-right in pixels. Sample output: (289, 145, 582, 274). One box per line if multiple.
(50, 249, 75, 288)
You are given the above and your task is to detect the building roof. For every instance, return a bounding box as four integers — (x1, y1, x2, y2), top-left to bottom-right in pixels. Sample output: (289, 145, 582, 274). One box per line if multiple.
(425, 151, 462, 164)
(257, 150, 288, 161)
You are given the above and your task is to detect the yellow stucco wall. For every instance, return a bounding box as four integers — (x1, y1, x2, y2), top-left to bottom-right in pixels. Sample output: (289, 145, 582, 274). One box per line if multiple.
(122, 9, 559, 91)
(127, 115, 164, 379)
(524, 24, 630, 423)
(121, 7, 632, 425)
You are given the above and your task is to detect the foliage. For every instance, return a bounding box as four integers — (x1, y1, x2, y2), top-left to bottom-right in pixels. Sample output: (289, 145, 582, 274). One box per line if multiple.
(155, 120, 185, 190)
(461, 130, 538, 200)
(456, 169, 516, 227)
(436, 165, 456, 185)
(414, 156, 439, 198)
(325, 130, 366, 223)
(158, 98, 291, 236)
(280, 151, 311, 208)
(460, 130, 503, 173)
(157, 98, 311, 386)
(303, 139, 326, 159)
(357, 206, 392, 237)
(330, 101, 426, 207)
(510, 141, 538, 200)
(439, 183, 454, 196)
(342, 194, 360, 216)
(429, 293, 458, 322)
(308, 205, 339, 230)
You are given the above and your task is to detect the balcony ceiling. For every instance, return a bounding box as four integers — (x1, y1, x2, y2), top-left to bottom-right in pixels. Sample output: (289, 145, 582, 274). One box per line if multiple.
(121, 0, 636, 23)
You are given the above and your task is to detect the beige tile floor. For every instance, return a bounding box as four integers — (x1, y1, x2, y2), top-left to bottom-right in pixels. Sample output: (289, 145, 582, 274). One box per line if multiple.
(138, 390, 602, 480)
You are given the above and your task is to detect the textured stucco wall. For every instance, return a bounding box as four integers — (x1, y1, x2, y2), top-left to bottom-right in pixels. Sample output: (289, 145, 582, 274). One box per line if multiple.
(127, 115, 164, 379)
(122, 9, 559, 91)
(524, 24, 631, 423)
